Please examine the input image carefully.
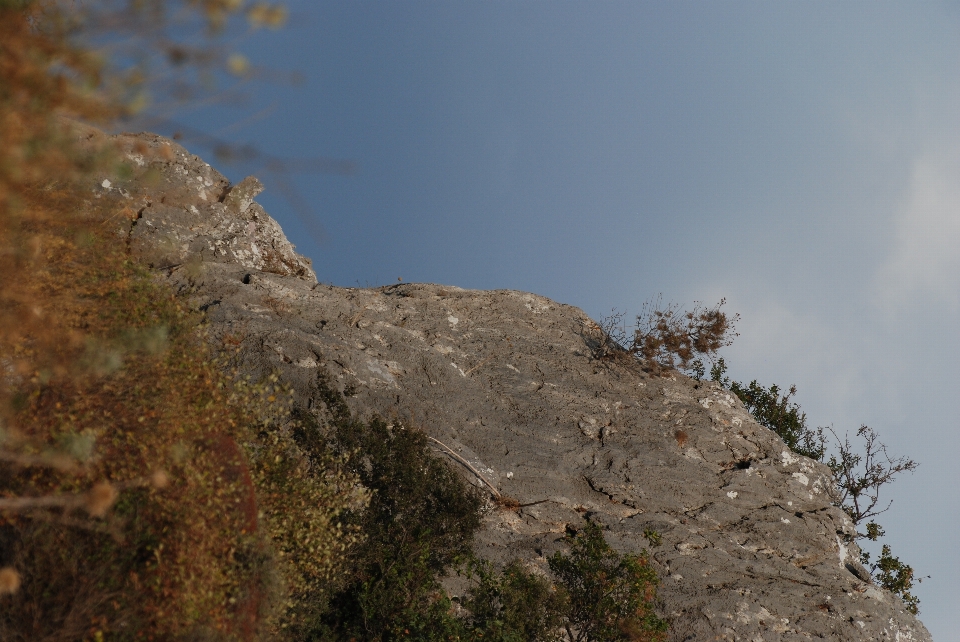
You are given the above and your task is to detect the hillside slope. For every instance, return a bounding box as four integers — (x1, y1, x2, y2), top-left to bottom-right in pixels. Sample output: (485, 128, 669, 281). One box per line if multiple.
(101, 127, 932, 642)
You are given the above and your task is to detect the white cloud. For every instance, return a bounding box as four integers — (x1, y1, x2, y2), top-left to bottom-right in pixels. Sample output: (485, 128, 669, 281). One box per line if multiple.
(874, 153, 960, 313)
(718, 297, 864, 428)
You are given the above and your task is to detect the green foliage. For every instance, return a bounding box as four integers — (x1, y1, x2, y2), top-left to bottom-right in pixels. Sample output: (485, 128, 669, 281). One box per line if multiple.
(240, 391, 368, 634)
(304, 376, 484, 641)
(548, 522, 668, 642)
(641, 529, 662, 549)
(462, 558, 567, 642)
(296, 379, 670, 641)
(710, 358, 826, 460)
(461, 530, 669, 642)
(860, 544, 921, 615)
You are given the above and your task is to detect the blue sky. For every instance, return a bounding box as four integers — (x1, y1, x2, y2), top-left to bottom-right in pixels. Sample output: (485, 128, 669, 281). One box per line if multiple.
(155, 2, 960, 636)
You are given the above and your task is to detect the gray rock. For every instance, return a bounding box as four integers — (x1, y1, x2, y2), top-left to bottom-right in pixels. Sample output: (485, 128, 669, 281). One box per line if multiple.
(223, 175, 265, 214)
(89, 129, 315, 280)
(107, 129, 932, 642)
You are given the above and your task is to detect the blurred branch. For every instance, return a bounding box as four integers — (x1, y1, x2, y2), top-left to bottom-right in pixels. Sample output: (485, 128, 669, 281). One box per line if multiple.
(130, 115, 356, 245)
(0, 472, 168, 517)
(0, 454, 78, 473)
(212, 101, 278, 136)
(136, 116, 356, 174)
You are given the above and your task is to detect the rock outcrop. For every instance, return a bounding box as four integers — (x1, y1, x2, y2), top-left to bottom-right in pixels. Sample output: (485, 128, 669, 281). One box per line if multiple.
(96, 128, 932, 642)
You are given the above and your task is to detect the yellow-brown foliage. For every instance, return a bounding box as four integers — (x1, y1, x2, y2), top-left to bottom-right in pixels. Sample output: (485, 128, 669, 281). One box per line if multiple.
(0, 184, 362, 639)
(0, 3, 359, 638)
(0, 3, 365, 639)
(633, 297, 739, 373)
(0, 2, 116, 217)
(595, 297, 739, 376)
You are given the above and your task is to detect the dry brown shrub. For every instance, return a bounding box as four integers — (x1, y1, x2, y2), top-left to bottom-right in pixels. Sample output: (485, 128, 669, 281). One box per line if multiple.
(0, 4, 363, 639)
(494, 495, 522, 511)
(0, 184, 361, 639)
(633, 296, 739, 374)
(595, 296, 739, 376)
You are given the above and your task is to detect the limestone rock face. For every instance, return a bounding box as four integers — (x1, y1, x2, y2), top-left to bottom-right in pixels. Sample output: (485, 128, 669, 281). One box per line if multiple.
(107, 130, 932, 642)
(88, 129, 316, 280)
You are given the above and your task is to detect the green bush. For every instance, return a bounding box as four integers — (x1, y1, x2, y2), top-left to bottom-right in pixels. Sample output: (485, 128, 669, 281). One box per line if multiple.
(460, 524, 668, 642)
(862, 542, 920, 614)
(293, 378, 670, 641)
(548, 522, 667, 642)
(462, 558, 567, 642)
(302, 376, 484, 641)
(710, 358, 825, 460)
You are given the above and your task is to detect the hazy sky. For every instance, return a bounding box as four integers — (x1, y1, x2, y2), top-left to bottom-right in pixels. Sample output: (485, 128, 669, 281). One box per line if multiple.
(159, 2, 960, 636)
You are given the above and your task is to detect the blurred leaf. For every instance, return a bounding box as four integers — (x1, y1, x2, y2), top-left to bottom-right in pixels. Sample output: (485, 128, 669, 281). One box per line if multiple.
(227, 53, 250, 76)
(57, 431, 96, 462)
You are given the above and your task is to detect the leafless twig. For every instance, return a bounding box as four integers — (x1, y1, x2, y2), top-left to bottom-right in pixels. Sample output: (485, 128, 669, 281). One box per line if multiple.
(427, 436, 501, 499)
(825, 425, 918, 530)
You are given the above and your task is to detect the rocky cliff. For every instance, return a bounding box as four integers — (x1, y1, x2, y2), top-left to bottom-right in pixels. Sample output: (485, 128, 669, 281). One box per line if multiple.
(94, 127, 932, 642)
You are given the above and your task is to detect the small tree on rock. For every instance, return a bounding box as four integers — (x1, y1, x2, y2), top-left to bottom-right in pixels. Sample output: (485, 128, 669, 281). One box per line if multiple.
(548, 521, 668, 642)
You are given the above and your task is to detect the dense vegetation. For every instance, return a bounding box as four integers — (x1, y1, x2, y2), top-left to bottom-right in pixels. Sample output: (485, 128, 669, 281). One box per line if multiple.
(0, 182, 365, 638)
(298, 378, 485, 640)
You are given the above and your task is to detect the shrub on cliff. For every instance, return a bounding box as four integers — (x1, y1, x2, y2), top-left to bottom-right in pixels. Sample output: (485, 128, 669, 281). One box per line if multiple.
(463, 523, 666, 642)
(461, 558, 568, 642)
(710, 358, 923, 613)
(710, 359, 826, 460)
(0, 185, 362, 638)
(295, 378, 484, 640)
(299, 378, 668, 641)
(595, 297, 738, 375)
(548, 521, 667, 642)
